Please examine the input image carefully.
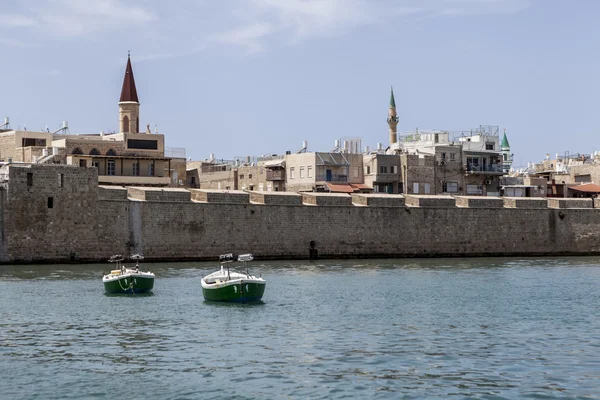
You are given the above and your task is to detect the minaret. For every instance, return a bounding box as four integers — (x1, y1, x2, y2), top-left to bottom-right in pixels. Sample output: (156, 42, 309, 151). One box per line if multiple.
(387, 86, 399, 146)
(501, 128, 512, 174)
(119, 52, 140, 134)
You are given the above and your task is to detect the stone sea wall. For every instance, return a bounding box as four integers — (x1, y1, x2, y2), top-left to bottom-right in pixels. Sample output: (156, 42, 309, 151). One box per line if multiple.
(2, 164, 600, 263)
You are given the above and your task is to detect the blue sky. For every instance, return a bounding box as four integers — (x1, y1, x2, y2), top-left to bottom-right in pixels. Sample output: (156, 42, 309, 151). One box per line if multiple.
(0, 0, 598, 167)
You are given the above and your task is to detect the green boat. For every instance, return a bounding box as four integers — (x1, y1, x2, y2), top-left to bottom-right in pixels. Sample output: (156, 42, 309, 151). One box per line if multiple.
(201, 253, 266, 303)
(102, 254, 155, 294)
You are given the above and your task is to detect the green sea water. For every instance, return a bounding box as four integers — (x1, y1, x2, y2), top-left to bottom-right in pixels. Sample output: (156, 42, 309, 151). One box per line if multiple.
(1, 257, 599, 399)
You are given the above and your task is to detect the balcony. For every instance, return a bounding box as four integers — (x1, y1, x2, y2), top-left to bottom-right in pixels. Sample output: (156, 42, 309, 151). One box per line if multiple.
(266, 169, 285, 181)
(316, 173, 348, 183)
(465, 164, 504, 175)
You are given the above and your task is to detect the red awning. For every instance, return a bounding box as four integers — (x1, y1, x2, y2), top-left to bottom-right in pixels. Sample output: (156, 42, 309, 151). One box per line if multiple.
(569, 183, 600, 193)
(325, 183, 355, 193)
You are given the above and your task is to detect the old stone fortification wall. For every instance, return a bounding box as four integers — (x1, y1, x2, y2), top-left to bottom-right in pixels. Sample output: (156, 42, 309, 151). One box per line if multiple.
(2, 164, 600, 263)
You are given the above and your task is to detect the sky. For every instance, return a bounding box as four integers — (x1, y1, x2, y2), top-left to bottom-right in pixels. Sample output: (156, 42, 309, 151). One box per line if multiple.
(1, 0, 599, 167)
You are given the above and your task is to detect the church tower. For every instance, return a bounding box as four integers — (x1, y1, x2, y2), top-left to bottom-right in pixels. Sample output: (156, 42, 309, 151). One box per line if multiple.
(387, 87, 399, 146)
(119, 53, 140, 134)
(501, 128, 512, 174)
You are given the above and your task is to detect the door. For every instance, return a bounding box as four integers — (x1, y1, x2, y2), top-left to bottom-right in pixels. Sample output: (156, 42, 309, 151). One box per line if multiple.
(326, 169, 332, 181)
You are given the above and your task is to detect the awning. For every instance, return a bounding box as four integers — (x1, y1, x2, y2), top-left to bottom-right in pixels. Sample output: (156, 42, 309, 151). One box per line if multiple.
(568, 183, 600, 193)
(325, 183, 355, 193)
(263, 159, 285, 167)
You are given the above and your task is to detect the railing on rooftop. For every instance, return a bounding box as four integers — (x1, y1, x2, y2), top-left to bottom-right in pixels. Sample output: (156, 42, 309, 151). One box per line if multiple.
(466, 164, 504, 173)
(316, 173, 348, 183)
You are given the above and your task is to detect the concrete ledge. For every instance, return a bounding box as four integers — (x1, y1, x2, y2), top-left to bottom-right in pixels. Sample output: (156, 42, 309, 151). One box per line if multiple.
(548, 198, 593, 209)
(352, 193, 405, 207)
(249, 191, 302, 205)
(503, 197, 548, 209)
(455, 196, 503, 208)
(98, 185, 128, 200)
(191, 189, 249, 204)
(594, 198, 600, 208)
(302, 192, 353, 206)
(128, 187, 191, 202)
(405, 195, 455, 208)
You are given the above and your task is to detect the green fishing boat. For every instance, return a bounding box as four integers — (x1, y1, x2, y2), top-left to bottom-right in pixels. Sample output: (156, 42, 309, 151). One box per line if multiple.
(102, 254, 155, 294)
(201, 253, 266, 303)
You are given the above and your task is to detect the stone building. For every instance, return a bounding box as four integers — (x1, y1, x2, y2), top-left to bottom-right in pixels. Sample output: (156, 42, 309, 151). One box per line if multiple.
(0, 55, 184, 187)
(363, 152, 401, 193)
(390, 126, 504, 195)
(186, 158, 271, 191)
(284, 151, 366, 193)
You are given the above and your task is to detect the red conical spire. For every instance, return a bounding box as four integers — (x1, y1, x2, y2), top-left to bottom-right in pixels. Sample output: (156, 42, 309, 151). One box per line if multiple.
(119, 52, 139, 103)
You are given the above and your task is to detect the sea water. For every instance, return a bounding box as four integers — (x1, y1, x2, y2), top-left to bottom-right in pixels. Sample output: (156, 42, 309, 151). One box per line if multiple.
(0, 257, 599, 399)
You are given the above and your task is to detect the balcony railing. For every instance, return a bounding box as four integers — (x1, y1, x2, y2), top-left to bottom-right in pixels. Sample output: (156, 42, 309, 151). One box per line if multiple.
(266, 170, 285, 181)
(316, 174, 348, 183)
(466, 164, 504, 174)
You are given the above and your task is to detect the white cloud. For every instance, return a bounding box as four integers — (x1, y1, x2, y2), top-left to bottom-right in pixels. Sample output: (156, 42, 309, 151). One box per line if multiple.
(1, 0, 155, 37)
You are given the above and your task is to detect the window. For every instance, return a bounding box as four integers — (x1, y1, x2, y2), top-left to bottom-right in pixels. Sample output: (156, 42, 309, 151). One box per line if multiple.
(58, 174, 64, 188)
(132, 162, 140, 176)
(106, 149, 117, 156)
(307, 166, 313, 178)
(22, 138, 46, 147)
(486, 142, 495, 150)
(92, 161, 100, 169)
(239, 174, 245, 180)
(503, 154, 507, 161)
(47, 197, 53, 209)
(442, 181, 458, 193)
(127, 140, 158, 150)
(79, 159, 86, 167)
(434, 133, 439, 143)
(391, 165, 398, 174)
(290, 167, 295, 179)
(72, 148, 83, 155)
(249, 174, 253, 179)
(450, 153, 456, 162)
(466, 184, 483, 195)
(27, 172, 33, 187)
(148, 163, 155, 177)
(366, 166, 371, 175)
(379, 165, 388, 174)
(123, 116, 129, 133)
(259, 183, 264, 191)
(424, 183, 431, 194)
(107, 160, 116, 176)
(300, 167, 305, 178)
(90, 148, 100, 155)
(441, 152, 446, 160)
(575, 174, 591, 183)
(413, 183, 419, 193)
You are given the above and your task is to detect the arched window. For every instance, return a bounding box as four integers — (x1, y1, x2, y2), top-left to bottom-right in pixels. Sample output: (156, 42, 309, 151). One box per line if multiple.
(90, 148, 100, 155)
(136, 117, 139, 133)
(122, 115, 129, 133)
(106, 149, 117, 156)
(72, 147, 83, 155)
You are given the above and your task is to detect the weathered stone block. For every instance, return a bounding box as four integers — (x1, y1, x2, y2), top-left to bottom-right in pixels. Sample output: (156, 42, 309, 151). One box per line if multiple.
(405, 195, 455, 208)
(302, 192, 352, 206)
(191, 189, 249, 204)
(98, 185, 128, 200)
(547, 198, 593, 209)
(128, 187, 191, 202)
(249, 191, 302, 205)
(455, 196, 503, 208)
(503, 197, 548, 209)
(352, 193, 405, 207)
